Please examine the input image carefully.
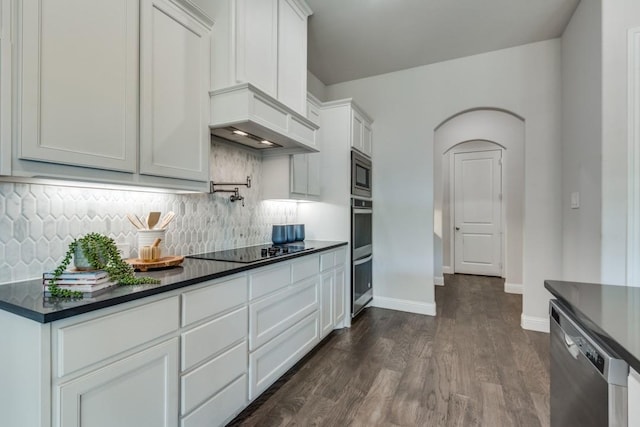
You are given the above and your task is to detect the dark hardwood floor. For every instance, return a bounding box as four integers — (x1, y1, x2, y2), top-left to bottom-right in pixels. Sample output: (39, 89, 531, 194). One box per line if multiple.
(229, 274, 550, 427)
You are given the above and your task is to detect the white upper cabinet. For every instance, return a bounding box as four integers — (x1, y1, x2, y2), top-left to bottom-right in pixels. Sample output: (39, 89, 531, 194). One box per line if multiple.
(211, 0, 311, 116)
(262, 95, 321, 200)
(351, 106, 373, 158)
(11, 0, 212, 191)
(0, 0, 11, 176)
(139, 0, 211, 182)
(276, 0, 308, 115)
(18, 0, 139, 172)
(235, 0, 278, 96)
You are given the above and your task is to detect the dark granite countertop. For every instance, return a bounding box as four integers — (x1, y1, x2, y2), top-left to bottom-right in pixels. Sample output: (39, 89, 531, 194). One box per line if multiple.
(0, 241, 347, 324)
(545, 279, 640, 373)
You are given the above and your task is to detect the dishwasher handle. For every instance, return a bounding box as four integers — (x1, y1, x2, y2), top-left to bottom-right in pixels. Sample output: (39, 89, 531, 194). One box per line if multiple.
(563, 333, 581, 359)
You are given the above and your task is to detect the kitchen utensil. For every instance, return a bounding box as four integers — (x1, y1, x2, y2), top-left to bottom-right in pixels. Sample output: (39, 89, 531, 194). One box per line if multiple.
(272, 225, 287, 244)
(147, 212, 161, 229)
(127, 214, 146, 230)
(157, 211, 176, 230)
(137, 215, 148, 229)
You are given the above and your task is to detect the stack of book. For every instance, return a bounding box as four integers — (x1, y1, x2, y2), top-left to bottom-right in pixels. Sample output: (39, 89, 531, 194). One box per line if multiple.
(43, 270, 116, 297)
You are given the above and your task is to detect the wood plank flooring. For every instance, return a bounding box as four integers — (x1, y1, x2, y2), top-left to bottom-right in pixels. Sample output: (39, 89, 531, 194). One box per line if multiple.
(229, 274, 550, 427)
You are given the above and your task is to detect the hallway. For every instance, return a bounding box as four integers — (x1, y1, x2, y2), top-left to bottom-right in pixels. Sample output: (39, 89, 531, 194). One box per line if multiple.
(230, 274, 550, 426)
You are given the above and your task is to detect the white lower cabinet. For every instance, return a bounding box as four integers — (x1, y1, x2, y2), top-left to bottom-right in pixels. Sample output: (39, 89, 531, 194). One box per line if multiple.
(181, 341, 247, 415)
(320, 247, 347, 331)
(249, 277, 319, 350)
(320, 271, 334, 338)
(181, 375, 247, 427)
(334, 265, 346, 325)
(55, 338, 179, 427)
(0, 247, 348, 427)
(630, 368, 640, 427)
(179, 276, 249, 427)
(249, 312, 319, 399)
(181, 306, 247, 371)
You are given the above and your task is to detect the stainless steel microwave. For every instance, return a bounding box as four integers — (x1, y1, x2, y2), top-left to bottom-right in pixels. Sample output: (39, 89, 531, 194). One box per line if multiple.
(351, 150, 372, 198)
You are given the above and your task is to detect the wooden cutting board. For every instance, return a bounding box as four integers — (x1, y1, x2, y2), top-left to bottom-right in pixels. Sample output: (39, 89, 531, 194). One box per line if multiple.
(125, 255, 184, 272)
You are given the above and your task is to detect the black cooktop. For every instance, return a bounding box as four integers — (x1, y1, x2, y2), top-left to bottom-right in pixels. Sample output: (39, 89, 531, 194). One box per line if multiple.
(187, 243, 315, 264)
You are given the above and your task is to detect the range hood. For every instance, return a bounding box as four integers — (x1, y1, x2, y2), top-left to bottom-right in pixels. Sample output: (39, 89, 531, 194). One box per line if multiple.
(209, 83, 319, 155)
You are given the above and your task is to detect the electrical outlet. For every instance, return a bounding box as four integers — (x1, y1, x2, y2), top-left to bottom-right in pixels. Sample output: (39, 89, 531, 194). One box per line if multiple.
(571, 192, 580, 209)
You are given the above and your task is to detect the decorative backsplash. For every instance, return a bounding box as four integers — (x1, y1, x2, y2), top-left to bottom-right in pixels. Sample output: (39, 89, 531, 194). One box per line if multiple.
(0, 140, 298, 284)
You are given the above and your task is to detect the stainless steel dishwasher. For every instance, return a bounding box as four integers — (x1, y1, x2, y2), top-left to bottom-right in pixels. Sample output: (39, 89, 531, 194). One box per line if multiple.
(550, 300, 628, 427)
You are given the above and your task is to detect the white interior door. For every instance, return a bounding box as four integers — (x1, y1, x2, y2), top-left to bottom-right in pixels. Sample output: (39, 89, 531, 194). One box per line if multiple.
(454, 150, 502, 276)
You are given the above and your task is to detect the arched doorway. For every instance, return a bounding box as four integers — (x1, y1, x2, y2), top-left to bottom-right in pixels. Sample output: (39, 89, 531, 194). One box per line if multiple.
(434, 109, 525, 293)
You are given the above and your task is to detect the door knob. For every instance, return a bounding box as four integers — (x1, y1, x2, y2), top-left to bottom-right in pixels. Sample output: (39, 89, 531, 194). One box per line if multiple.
(455, 227, 460, 231)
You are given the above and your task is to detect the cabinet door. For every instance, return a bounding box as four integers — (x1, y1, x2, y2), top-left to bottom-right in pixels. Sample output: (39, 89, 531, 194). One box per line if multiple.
(277, 0, 307, 115)
(18, 0, 138, 172)
(139, 0, 210, 181)
(0, 0, 11, 175)
(363, 120, 373, 157)
(320, 271, 334, 338)
(290, 154, 308, 195)
(235, 0, 278, 96)
(351, 109, 364, 153)
(307, 152, 321, 197)
(56, 338, 179, 427)
(334, 266, 346, 325)
(630, 369, 640, 427)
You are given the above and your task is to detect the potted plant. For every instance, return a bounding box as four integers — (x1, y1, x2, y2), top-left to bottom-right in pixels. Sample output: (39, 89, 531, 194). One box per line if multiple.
(48, 232, 160, 298)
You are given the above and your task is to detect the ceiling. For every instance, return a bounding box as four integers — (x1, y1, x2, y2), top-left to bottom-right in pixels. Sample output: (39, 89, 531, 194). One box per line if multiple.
(306, 0, 580, 85)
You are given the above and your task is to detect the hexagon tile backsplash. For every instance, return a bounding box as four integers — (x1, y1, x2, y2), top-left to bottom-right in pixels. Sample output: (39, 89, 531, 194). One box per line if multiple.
(0, 141, 298, 284)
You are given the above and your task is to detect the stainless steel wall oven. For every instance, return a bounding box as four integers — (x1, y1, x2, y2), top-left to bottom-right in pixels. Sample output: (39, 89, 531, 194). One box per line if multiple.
(352, 198, 372, 317)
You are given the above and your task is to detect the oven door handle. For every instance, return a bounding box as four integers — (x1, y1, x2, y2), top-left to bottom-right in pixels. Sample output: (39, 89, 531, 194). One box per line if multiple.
(352, 208, 372, 215)
(353, 254, 373, 266)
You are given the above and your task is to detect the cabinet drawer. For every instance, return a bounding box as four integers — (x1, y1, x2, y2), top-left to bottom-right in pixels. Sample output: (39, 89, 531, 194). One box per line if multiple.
(334, 248, 347, 267)
(249, 312, 319, 399)
(250, 264, 291, 300)
(55, 296, 179, 377)
(181, 306, 247, 371)
(181, 341, 247, 415)
(291, 255, 319, 283)
(249, 277, 318, 351)
(182, 276, 247, 327)
(181, 374, 247, 427)
(320, 251, 335, 271)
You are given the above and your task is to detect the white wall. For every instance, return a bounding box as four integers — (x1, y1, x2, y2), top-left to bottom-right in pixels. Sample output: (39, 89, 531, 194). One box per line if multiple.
(601, 0, 640, 284)
(560, 0, 603, 283)
(434, 110, 525, 293)
(326, 40, 563, 329)
(307, 71, 328, 102)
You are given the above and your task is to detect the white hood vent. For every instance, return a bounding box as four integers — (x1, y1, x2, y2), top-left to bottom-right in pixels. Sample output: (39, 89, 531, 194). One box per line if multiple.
(209, 83, 319, 155)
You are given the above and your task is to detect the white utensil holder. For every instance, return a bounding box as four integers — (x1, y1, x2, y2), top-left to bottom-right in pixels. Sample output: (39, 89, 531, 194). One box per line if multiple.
(136, 229, 166, 258)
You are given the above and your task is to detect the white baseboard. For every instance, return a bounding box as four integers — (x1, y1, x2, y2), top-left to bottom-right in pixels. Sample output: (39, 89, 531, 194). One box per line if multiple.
(442, 265, 453, 274)
(521, 314, 549, 333)
(372, 296, 436, 316)
(434, 276, 444, 286)
(504, 282, 523, 294)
